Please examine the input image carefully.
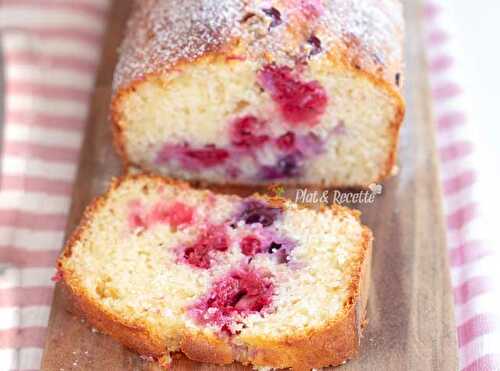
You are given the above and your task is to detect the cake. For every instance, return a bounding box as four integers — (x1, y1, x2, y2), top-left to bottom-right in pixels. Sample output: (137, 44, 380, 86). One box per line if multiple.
(58, 174, 373, 370)
(111, 0, 405, 187)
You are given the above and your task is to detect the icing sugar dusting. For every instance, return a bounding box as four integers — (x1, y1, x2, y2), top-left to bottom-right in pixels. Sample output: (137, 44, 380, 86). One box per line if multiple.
(113, 0, 403, 91)
(113, 0, 245, 90)
(320, 0, 403, 66)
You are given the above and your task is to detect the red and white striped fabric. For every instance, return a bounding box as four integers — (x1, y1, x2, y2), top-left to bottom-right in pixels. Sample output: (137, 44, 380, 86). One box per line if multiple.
(0, 1, 111, 370)
(1, 1, 499, 370)
(424, 1, 500, 370)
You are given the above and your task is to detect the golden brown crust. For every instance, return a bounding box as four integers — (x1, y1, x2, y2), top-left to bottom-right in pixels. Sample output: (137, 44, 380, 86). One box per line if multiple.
(59, 174, 373, 369)
(113, 0, 404, 93)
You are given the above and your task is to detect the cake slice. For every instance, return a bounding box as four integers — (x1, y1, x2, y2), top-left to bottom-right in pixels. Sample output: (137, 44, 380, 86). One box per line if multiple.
(58, 174, 372, 370)
(111, 0, 405, 187)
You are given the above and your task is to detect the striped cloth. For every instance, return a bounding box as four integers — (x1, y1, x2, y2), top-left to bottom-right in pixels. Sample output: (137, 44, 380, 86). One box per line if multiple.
(0, 1, 499, 370)
(424, 1, 500, 370)
(0, 1, 111, 370)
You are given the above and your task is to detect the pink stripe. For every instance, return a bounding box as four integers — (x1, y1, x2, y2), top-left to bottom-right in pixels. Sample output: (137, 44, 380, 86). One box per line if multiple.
(449, 240, 492, 267)
(7, 81, 90, 103)
(429, 54, 454, 73)
(433, 82, 462, 100)
(423, 2, 441, 19)
(6, 110, 86, 131)
(3, 26, 101, 46)
(458, 314, 499, 347)
(440, 141, 474, 162)
(0, 327, 47, 348)
(463, 354, 500, 371)
(443, 170, 476, 195)
(447, 203, 478, 231)
(0, 210, 68, 231)
(5, 50, 97, 74)
(454, 277, 493, 305)
(0, 246, 59, 268)
(1, 175, 73, 196)
(3, 140, 80, 163)
(427, 29, 449, 46)
(438, 111, 467, 130)
(1, 0, 108, 18)
(0, 287, 53, 307)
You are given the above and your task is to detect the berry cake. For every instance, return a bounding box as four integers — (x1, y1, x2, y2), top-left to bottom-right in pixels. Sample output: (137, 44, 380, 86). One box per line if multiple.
(58, 175, 372, 370)
(112, 0, 405, 187)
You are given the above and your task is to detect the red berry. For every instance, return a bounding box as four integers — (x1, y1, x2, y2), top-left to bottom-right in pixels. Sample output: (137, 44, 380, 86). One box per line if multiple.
(231, 116, 269, 148)
(189, 267, 274, 329)
(240, 236, 262, 256)
(166, 202, 194, 228)
(183, 225, 229, 269)
(184, 145, 229, 167)
(258, 65, 328, 125)
(149, 201, 194, 228)
(276, 132, 296, 151)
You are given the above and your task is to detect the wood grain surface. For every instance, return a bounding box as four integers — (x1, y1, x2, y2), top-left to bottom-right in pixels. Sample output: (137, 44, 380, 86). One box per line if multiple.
(40, 0, 459, 369)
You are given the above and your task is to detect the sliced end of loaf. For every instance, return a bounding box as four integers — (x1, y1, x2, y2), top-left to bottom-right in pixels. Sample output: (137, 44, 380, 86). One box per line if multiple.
(113, 54, 404, 188)
(59, 174, 372, 369)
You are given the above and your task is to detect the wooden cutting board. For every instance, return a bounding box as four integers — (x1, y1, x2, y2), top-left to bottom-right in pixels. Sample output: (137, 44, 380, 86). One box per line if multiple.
(40, 0, 459, 369)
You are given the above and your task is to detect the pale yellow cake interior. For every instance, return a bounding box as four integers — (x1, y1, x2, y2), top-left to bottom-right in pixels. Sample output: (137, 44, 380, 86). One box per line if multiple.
(61, 177, 367, 357)
(116, 57, 400, 186)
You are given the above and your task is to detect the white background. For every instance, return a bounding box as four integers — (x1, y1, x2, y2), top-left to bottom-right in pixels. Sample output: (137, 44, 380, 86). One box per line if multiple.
(449, 1, 500, 161)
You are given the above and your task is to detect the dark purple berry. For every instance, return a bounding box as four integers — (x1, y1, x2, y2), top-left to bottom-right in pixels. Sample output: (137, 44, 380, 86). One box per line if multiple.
(278, 154, 300, 177)
(262, 7, 282, 28)
(307, 35, 322, 56)
(260, 153, 303, 180)
(267, 242, 282, 254)
(238, 200, 281, 227)
(276, 132, 296, 151)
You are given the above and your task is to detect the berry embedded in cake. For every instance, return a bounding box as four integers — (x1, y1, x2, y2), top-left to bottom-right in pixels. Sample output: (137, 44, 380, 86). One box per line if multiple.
(58, 175, 373, 370)
(153, 63, 339, 183)
(257, 64, 328, 126)
(188, 266, 274, 332)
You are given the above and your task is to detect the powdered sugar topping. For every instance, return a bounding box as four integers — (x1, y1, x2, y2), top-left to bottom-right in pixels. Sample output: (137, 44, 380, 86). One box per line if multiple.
(113, 0, 403, 91)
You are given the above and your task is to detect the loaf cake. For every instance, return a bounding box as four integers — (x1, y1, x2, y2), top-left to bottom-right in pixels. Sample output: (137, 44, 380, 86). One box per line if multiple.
(58, 174, 372, 370)
(111, 0, 405, 187)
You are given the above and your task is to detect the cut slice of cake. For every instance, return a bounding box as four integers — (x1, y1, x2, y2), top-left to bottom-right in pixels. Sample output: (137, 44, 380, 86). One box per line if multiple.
(111, 0, 405, 187)
(58, 174, 372, 370)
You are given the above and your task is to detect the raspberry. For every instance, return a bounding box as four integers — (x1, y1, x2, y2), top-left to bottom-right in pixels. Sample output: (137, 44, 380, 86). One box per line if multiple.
(230, 116, 269, 148)
(240, 236, 262, 256)
(183, 225, 229, 269)
(258, 65, 328, 125)
(276, 132, 296, 151)
(184, 145, 229, 167)
(189, 267, 274, 329)
(262, 7, 282, 28)
(149, 201, 193, 228)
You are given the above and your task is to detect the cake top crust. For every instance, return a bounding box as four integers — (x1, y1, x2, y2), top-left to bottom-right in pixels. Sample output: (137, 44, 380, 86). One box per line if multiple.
(113, 0, 404, 92)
